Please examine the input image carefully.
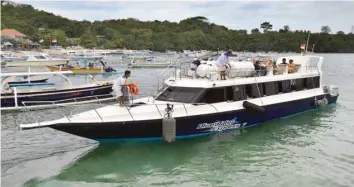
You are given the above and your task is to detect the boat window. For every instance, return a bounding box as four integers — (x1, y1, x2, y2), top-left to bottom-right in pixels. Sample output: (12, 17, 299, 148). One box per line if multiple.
(155, 77, 321, 104)
(293, 78, 304, 91)
(313, 77, 320, 88)
(263, 82, 279, 96)
(226, 87, 234, 101)
(156, 87, 204, 103)
(246, 84, 263, 98)
(304, 76, 320, 89)
(226, 85, 247, 101)
(278, 80, 291, 93)
(199, 88, 226, 103)
(35, 55, 46, 59)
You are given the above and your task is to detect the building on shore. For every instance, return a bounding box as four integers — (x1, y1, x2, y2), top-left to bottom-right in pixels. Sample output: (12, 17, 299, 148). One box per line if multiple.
(1, 29, 27, 41)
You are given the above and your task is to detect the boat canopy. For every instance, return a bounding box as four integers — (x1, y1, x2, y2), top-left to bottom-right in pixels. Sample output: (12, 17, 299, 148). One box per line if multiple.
(0, 71, 73, 77)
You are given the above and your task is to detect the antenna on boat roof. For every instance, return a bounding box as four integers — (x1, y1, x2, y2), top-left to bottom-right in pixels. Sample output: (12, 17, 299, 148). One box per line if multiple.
(312, 44, 315, 52)
(305, 32, 311, 55)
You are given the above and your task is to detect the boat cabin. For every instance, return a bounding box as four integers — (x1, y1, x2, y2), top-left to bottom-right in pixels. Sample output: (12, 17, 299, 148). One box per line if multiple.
(153, 56, 323, 105)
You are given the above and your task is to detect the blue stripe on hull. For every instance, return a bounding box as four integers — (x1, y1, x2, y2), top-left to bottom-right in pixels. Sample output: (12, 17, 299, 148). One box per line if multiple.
(94, 102, 337, 143)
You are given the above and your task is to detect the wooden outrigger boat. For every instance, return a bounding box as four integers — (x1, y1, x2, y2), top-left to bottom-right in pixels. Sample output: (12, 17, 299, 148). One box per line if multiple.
(1, 71, 116, 111)
(46, 56, 116, 74)
(46, 65, 115, 73)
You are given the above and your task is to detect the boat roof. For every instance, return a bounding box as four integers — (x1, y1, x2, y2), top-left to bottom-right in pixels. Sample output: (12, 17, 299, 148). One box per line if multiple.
(165, 55, 323, 89)
(0, 71, 73, 77)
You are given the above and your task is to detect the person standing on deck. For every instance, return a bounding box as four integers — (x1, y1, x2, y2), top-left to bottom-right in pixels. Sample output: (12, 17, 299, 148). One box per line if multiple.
(216, 49, 232, 80)
(190, 57, 201, 78)
(111, 70, 131, 106)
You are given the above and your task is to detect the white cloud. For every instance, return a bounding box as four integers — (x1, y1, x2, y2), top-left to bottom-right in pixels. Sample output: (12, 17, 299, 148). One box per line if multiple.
(10, 0, 354, 33)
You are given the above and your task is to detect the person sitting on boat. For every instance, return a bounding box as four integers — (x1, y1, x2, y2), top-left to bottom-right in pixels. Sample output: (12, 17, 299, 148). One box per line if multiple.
(264, 60, 272, 67)
(253, 60, 261, 76)
(281, 58, 287, 64)
(288, 59, 296, 73)
(191, 58, 201, 71)
(112, 70, 131, 106)
(75, 62, 80, 69)
(264, 60, 273, 75)
(66, 61, 73, 69)
(216, 49, 232, 80)
(105, 66, 116, 72)
(88, 63, 93, 69)
(253, 60, 267, 76)
(272, 60, 279, 75)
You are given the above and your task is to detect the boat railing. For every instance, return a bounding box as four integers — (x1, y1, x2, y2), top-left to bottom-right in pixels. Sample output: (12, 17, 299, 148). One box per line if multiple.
(20, 93, 115, 125)
(145, 64, 320, 103)
(21, 93, 114, 107)
(147, 62, 180, 98)
(23, 101, 220, 126)
(122, 102, 219, 120)
(176, 64, 321, 81)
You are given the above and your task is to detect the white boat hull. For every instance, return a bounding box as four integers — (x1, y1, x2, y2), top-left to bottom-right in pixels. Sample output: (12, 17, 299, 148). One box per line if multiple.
(128, 62, 172, 68)
(2, 60, 67, 67)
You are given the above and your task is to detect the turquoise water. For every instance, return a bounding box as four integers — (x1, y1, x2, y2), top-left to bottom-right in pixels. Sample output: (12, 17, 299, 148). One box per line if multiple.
(1, 53, 354, 187)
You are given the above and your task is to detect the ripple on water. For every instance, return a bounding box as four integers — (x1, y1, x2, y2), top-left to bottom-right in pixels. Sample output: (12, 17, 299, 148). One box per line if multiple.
(2, 54, 354, 187)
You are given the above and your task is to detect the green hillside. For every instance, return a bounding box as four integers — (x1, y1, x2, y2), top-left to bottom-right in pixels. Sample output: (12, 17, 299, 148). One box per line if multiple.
(1, 1, 354, 52)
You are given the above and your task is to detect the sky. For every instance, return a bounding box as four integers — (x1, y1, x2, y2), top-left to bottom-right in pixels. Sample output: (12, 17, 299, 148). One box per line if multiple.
(11, 0, 354, 33)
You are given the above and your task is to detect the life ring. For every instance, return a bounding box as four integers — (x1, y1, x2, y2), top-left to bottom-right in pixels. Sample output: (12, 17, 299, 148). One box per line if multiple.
(128, 83, 139, 95)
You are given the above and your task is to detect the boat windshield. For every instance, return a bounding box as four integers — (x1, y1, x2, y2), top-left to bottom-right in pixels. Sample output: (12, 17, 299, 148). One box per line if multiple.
(35, 55, 47, 59)
(156, 86, 204, 103)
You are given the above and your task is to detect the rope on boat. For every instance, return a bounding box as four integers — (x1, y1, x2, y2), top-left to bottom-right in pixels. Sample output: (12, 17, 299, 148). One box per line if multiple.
(164, 103, 174, 118)
(163, 103, 176, 143)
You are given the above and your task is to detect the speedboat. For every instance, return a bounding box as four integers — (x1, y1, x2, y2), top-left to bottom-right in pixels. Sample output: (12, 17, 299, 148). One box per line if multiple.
(1, 51, 26, 62)
(19, 55, 339, 142)
(1, 71, 115, 111)
(122, 54, 155, 63)
(127, 58, 173, 68)
(1, 53, 68, 67)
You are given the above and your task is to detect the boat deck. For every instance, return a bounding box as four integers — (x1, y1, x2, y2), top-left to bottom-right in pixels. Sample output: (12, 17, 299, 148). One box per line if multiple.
(20, 87, 325, 129)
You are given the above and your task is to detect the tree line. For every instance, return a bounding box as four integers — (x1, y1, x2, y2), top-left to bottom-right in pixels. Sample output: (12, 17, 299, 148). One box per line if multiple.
(1, 1, 354, 53)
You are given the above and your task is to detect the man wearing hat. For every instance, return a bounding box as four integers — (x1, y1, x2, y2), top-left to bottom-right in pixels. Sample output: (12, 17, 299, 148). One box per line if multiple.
(216, 49, 232, 80)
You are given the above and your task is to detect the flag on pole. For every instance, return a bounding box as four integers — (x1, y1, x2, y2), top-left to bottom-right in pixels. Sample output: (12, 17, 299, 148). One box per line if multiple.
(300, 44, 306, 49)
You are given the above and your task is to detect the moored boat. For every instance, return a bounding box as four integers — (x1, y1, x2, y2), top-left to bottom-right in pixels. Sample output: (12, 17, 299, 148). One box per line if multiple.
(1, 71, 115, 111)
(1, 51, 26, 62)
(47, 56, 116, 74)
(1, 66, 55, 84)
(19, 55, 339, 142)
(1, 53, 68, 67)
(46, 65, 116, 73)
(127, 59, 173, 68)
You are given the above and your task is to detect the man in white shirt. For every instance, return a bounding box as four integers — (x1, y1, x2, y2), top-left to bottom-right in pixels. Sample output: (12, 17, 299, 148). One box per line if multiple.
(111, 70, 131, 106)
(216, 49, 232, 80)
